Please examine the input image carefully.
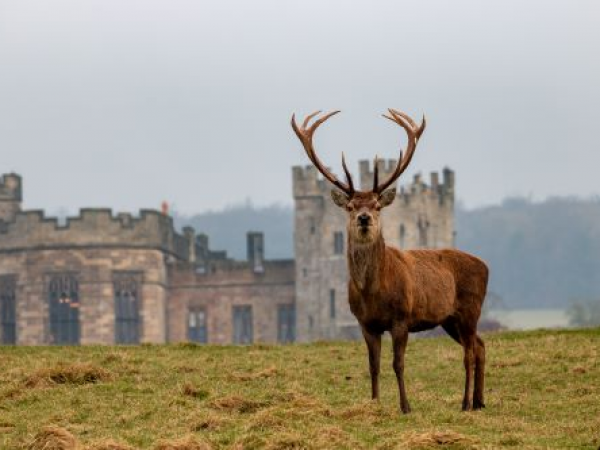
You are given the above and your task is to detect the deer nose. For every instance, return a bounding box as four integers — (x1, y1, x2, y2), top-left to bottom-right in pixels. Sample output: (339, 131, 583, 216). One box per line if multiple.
(358, 213, 371, 226)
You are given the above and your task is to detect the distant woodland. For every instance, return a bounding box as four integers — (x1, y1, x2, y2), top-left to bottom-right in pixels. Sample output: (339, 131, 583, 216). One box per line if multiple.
(176, 196, 600, 310)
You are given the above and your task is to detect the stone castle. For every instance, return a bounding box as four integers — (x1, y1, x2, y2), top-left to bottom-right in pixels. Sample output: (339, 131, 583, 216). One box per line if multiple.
(0, 162, 454, 345)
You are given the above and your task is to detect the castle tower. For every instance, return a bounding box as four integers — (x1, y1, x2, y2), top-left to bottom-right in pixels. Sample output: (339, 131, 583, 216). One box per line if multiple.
(0, 173, 22, 223)
(293, 161, 455, 342)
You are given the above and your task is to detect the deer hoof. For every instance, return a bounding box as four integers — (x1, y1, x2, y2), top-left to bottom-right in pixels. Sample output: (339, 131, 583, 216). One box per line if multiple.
(473, 400, 486, 410)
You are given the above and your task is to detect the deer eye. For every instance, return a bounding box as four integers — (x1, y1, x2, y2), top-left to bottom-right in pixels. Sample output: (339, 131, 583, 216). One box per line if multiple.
(375, 203, 382, 211)
(346, 204, 354, 212)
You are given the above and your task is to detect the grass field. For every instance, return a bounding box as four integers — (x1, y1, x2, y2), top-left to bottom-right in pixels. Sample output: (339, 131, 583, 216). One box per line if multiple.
(1, 328, 599, 449)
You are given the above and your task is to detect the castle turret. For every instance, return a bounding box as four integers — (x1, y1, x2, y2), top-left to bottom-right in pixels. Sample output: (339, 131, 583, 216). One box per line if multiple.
(0, 173, 22, 223)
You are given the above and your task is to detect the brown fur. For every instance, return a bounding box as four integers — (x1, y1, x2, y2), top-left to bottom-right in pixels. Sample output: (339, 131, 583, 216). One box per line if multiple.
(291, 108, 489, 413)
(343, 192, 489, 413)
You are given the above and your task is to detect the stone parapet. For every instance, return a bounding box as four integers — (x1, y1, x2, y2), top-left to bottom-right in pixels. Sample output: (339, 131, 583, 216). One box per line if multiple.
(0, 208, 194, 261)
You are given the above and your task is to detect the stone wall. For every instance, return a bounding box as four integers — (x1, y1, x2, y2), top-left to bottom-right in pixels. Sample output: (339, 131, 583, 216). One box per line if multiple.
(168, 259, 295, 344)
(0, 247, 168, 345)
(0, 208, 194, 262)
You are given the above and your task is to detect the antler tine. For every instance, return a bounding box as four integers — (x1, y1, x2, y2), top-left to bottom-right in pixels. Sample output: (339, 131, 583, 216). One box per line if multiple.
(388, 109, 417, 128)
(372, 155, 379, 192)
(390, 109, 427, 139)
(341, 152, 355, 193)
(302, 110, 322, 129)
(375, 109, 426, 193)
(291, 110, 354, 195)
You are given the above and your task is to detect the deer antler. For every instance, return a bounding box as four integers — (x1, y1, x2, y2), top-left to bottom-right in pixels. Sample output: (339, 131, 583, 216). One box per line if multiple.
(291, 111, 355, 195)
(374, 109, 426, 193)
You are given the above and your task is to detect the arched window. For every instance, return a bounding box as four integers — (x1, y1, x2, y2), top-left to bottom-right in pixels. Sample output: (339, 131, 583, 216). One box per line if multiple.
(333, 232, 344, 254)
(113, 272, 141, 344)
(277, 304, 295, 343)
(233, 305, 253, 344)
(48, 274, 80, 345)
(417, 215, 430, 248)
(188, 307, 207, 343)
(0, 275, 16, 345)
(399, 224, 406, 248)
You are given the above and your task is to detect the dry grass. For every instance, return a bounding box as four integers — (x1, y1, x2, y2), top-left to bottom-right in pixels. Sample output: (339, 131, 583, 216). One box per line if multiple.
(397, 430, 477, 449)
(181, 382, 209, 400)
(2, 328, 599, 449)
(190, 413, 230, 432)
(209, 395, 265, 414)
(230, 366, 278, 381)
(24, 363, 112, 388)
(24, 426, 78, 450)
(153, 436, 212, 450)
(86, 440, 136, 450)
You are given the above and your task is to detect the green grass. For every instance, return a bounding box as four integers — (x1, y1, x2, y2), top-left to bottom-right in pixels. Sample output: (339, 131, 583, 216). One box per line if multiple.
(1, 328, 599, 449)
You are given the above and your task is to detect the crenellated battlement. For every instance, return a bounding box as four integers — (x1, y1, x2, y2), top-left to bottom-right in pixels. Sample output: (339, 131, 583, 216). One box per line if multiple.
(292, 165, 333, 197)
(0, 207, 195, 261)
(293, 160, 454, 206)
(359, 159, 400, 191)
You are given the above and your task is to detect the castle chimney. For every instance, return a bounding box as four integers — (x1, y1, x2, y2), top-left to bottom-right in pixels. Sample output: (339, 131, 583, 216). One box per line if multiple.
(247, 232, 265, 274)
(430, 172, 439, 190)
(443, 168, 455, 190)
(0, 173, 22, 223)
(183, 227, 196, 263)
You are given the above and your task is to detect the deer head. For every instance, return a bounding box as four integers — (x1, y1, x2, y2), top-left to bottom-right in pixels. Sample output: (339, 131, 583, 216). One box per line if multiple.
(291, 109, 426, 245)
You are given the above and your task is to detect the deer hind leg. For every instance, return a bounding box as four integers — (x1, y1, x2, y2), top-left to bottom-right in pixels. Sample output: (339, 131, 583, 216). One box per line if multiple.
(391, 323, 411, 414)
(361, 328, 382, 400)
(442, 321, 470, 410)
(473, 334, 486, 409)
(460, 332, 476, 411)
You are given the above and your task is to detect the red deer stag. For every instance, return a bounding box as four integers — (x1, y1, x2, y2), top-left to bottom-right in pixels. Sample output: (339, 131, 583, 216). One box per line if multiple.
(291, 109, 489, 413)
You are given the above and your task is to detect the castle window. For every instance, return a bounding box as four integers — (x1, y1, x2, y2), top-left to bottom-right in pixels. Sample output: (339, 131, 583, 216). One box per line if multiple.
(399, 224, 406, 248)
(417, 216, 430, 248)
(333, 232, 344, 254)
(113, 272, 141, 344)
(277, 304, 296, 343)
(329, 289, 336, 319)
(188, 307, 207, 343)
(0, 275, 16, 345)
(48, 274, 80, 345)
(233, 305, 253, 344)
(309, 217, 316, 235)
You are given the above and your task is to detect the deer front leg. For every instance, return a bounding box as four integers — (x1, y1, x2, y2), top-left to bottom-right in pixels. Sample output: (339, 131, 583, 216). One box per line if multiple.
(391, 322, 411, 414)
(361, 327, 381, 400)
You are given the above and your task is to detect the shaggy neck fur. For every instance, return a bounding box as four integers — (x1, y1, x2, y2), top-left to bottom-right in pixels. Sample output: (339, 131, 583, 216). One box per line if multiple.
(348, 231, 386, 293)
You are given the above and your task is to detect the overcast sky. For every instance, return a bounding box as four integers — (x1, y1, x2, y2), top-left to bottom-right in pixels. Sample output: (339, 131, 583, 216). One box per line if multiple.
(1, 1, 599, 215)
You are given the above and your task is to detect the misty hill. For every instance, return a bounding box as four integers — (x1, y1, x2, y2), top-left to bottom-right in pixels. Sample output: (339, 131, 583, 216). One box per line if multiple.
(456, 197, 600, 308)
(176, 196, 600, 309)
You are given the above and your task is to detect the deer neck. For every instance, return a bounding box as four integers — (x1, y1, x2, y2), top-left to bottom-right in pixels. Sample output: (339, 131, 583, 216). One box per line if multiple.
(347, 232, 386, 294)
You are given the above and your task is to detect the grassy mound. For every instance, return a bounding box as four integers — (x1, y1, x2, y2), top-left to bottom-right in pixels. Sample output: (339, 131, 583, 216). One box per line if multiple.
(1, 328, 598, 449)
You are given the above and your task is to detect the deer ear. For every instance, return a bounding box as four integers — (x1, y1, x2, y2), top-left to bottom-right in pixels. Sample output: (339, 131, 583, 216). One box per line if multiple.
(330, 189, 350, 208)
(379, 188, 397, 208)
